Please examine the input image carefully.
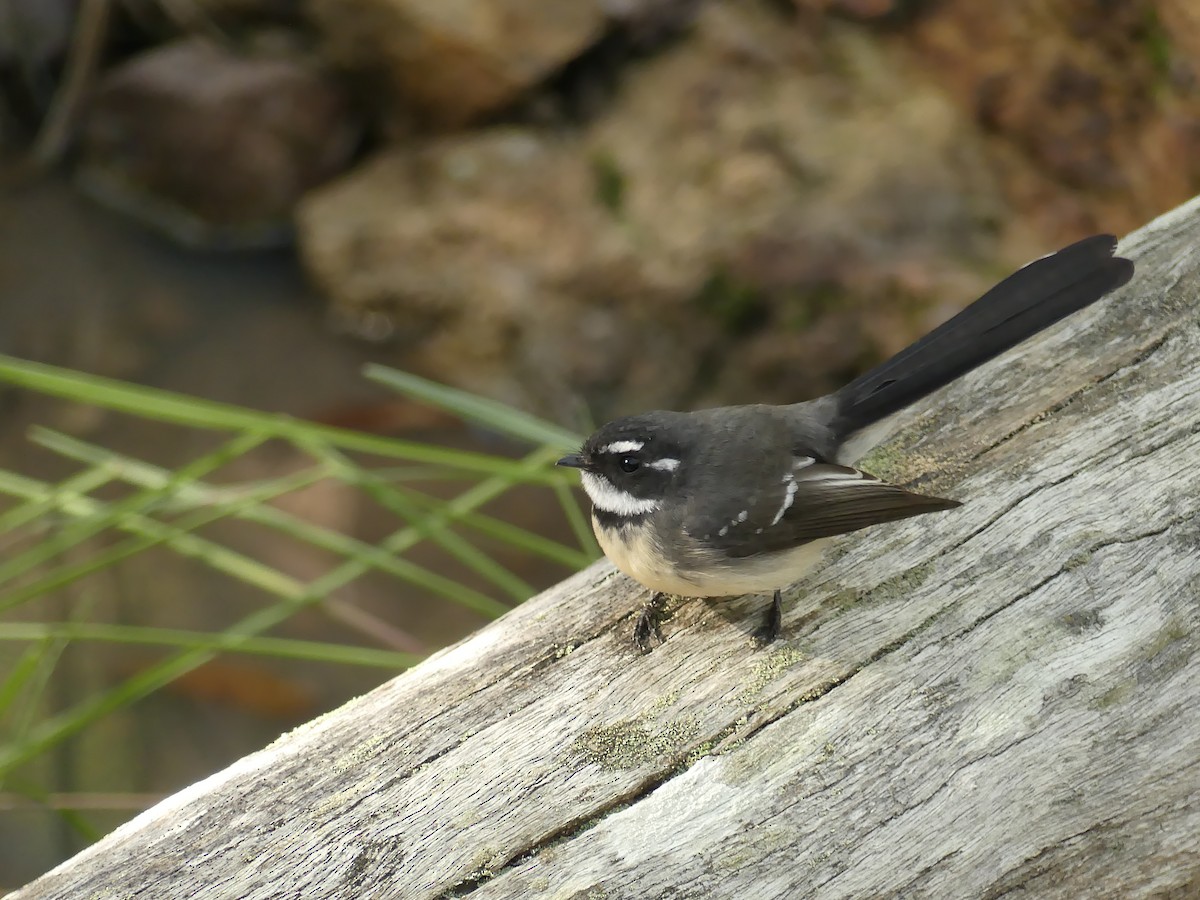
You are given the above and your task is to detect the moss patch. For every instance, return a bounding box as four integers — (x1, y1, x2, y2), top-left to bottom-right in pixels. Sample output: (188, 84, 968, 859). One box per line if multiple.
(738, 646, 807, 703)
(573, 715, 701, 770)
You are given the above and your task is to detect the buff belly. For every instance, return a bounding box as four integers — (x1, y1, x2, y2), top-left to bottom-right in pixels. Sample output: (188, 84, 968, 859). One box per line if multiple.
(592, 513, 827, 597)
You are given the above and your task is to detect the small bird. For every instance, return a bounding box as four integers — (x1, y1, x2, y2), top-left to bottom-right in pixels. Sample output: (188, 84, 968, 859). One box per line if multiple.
(558, 235, 1134, 649)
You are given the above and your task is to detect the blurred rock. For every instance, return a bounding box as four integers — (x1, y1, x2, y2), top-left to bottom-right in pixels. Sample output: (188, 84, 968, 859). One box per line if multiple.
(0, 93, 14, 152)
(0, 0, 76, 69)
(600, 0, 703, 49)
(299, 1, 1006, 420)
(302, 128, 706, 418)
(791, 0, 921, 24)
(910, 0, 1200, 237)
(77, 37, 359, 248)
(1159, 0, 1200, 69)
(0, 0, 77, 125)
(306, 0, 607, 128)
(121, 0, 301, 32)
(175, 0, 300, 21)
(512, 0, 703, 125)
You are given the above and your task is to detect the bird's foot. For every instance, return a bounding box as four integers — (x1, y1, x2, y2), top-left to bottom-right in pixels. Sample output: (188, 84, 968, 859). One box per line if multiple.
(752, 589, 783, 647)
(634, 592, 667, 653)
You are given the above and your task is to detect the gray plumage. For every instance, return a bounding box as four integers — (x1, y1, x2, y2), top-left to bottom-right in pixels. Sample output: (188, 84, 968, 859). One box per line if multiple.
(559, 235, 1135, 637)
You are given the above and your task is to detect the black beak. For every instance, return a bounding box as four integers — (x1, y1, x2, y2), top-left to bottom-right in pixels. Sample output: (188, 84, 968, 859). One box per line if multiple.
(557, 454, 586, 469)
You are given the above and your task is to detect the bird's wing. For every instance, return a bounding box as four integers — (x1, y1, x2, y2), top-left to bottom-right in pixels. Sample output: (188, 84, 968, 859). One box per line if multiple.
(686, 460, 960, 559)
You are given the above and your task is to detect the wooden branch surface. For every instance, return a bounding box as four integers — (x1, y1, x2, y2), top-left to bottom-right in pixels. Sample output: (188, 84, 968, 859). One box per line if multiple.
(13, 199, 1200, 899)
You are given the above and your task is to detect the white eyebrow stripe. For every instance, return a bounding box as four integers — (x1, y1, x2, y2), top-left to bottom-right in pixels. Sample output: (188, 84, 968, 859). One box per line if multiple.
(647, 458, 680, 472)
(600, 441, 644, 455)
(581, 472, 660, 517)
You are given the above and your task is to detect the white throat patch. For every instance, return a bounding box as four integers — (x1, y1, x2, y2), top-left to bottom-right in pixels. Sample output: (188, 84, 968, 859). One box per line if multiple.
(580, 472, 660, 517)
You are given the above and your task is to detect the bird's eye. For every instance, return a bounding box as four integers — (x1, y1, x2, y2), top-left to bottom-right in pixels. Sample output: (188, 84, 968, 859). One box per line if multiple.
(618, 455, 640, 473)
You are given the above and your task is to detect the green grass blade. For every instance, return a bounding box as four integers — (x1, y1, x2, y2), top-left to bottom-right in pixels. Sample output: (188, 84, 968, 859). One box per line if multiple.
(0, 641, 53, 722)
(0, 450, 554, 777)
(0, 473, 313, 615)
(305, 446, 559, 597)
(0, 431, 267, 590)
(0, 356, 609, 792)
(365, 364, 584, 448)
(30, 426, 334, 512)
(29, 429, 509, 617)
(0, 623, 419, 669)
(404, 491, 594, 569)
(0, 466, 117, 537)
(297, 438, 533, 603)
(2, 623, 70, 749)
(554, 481, 600, 556)
(0, 354, 567, 483)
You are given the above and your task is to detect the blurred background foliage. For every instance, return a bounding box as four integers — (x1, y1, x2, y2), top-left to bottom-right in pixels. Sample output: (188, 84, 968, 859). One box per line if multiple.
(2, 0, 1198, 886)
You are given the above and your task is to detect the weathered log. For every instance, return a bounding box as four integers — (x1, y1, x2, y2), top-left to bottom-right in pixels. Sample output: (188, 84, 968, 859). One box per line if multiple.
(12, 197, 1200, 899)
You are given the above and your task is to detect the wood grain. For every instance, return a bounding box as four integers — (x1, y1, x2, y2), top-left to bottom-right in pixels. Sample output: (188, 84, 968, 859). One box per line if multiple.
(12, 198, 1200, 899)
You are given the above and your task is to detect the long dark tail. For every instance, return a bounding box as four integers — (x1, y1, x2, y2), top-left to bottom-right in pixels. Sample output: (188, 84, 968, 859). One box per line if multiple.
(831, 234, 1134, 439)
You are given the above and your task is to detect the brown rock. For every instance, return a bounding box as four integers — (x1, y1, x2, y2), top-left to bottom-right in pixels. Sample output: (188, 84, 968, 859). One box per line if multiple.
(121, 0, 301, 30)
(306, 0, 607, 128)
(600, 0, 704, 48)
(299, 1, 1009, 419)
(791, 0, 915, 24)
(302, 128, 704, 417)
(1158, 0, 1200, 68)
(184, 0, 300, 21)
(77, 37, 359, 248)
(0, 0, 75, 69)
(910, 0, 1200, 238)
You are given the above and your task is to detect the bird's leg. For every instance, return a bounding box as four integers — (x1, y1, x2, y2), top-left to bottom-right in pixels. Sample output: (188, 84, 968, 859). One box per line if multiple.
(633, 592, 666, 652)
(753, 589, 784, 646)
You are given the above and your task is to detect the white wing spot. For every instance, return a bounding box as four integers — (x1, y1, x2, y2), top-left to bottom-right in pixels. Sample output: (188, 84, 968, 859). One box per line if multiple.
(793, 456, 816, 469)
(771, 474, 800, 527)
(716, 508, 749, 538)
(600, 440, 644, 455)
(803, 468, 868, 483)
